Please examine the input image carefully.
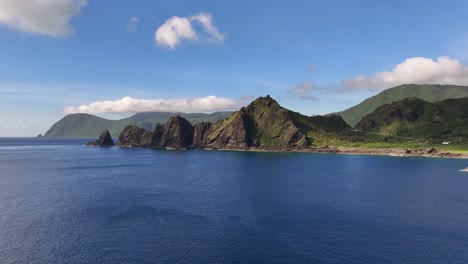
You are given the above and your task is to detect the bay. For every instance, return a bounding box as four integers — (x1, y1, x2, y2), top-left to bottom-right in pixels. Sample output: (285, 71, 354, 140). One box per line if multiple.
(1, 138, 467, 263)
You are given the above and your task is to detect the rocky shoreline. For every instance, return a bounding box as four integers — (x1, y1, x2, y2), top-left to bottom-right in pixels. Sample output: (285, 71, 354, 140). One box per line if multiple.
(87, 136, 468, 159)
(207, 146, 468, 159)
(310, 147, 468, 159)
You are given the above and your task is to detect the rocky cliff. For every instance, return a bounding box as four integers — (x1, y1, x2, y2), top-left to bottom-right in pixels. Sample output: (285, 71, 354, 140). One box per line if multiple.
(118, 115, 194, 149)
(116, 96, 350, 150)
(200, 96, 309, 149)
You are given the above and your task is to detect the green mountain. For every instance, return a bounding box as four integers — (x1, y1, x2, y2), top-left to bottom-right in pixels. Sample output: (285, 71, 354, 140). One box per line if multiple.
(335, 84, 468, 127)
(118, 96, 351, 150)
(355, 97, 468, 143)
(44, 111, 233, 138)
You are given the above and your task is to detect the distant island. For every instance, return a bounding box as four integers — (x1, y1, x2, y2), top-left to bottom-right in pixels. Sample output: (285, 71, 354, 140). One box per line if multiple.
(44, 111, 233, 138)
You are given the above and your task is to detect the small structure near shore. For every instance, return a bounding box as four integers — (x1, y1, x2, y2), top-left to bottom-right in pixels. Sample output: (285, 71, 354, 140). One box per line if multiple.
(87, 130, 114, 147)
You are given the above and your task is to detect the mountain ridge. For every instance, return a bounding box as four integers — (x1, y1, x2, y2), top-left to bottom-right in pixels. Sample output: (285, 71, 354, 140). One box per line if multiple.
(44, 111, 233, 138)
(335, 84, 468, 127)
(355, 96, 468, 143)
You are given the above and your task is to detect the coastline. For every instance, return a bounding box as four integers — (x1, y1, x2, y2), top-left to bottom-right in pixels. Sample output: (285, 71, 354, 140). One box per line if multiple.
(210, 146, 468, 159)
(316, 147, 468, 159)
(84, 137, 468, 159)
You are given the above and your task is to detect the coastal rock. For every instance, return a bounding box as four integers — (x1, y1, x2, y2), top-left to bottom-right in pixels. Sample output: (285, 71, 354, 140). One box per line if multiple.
(117, 116, 194, 149)
(193, 122, 212, 147)
(201, 109, 254, 149)
(118, 125, 147, 147)
(242, 96, 309, 148)
(87, 130, 114, 147)
(427, 148, 437, 154)
(197, 96, 320, 149)
(155, 115, 194, 149)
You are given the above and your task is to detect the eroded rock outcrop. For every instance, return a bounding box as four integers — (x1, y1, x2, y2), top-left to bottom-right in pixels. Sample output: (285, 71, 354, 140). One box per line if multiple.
(201, 110, 254, 149)
(198, 96, 311, 149)
(118, 125, 147, 147)
(118, 116, 194, 149)
(193, 122, 212, 147)
(155, 115, 194, 148)
(87, 130, 114, 147)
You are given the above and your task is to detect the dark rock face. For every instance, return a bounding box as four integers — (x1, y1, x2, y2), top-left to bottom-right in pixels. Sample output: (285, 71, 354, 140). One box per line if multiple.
(193, 122, 212, 147)
(118, 125, 147, 147)
(155, 116, 194, 148)
(201, 109, 254, 149)
(87, 130, 114, 147)
(117, 116, 194, 149)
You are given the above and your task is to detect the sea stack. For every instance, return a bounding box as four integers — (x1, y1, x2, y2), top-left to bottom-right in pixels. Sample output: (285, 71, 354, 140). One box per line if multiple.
(87, 130, 114, 147)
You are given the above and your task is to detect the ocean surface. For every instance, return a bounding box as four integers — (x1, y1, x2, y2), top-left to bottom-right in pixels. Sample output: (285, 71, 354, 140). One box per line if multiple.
(1, 138, 468, 264)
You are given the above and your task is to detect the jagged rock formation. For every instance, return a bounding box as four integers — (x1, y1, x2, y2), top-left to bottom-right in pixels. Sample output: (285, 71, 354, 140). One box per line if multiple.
(193, 122, 212, 147)
(156, 115, 194, 148)
(200, 96, 309, 149)
(118, 126, 147, 146)
(87, 130, 114, 147)
(118, 116, 194, 149)
(116, 96, 351, 150)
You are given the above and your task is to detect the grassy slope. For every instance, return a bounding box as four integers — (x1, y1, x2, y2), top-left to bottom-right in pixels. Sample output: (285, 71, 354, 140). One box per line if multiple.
(335, 84, 468, 127)
(351, 97, 468, 150)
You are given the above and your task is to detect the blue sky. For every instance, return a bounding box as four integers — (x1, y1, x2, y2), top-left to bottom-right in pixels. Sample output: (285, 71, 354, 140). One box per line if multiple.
(1, 0, 468, 136)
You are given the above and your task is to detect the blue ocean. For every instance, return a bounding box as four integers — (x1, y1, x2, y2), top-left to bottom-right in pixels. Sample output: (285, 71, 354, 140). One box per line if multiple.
(1, 138, 467, 263)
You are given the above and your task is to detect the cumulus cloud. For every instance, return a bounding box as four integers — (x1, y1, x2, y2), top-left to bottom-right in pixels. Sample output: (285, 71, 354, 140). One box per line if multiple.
(0, 0, 87, 37)
(288, 82, 317, 100)
(343, 56, 468, 91)
(126, 17, 139, 33)
(189, 13, 224, 43)
(63, 96, 246, 114)
(155, 13, 224, 49)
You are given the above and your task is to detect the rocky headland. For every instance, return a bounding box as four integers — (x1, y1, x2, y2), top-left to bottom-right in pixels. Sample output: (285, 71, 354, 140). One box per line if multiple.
(114, 95, 349, 150)
(83, 95, 468, 159)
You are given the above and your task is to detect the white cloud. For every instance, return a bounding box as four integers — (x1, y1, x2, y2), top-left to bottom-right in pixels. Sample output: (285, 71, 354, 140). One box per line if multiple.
(127, 17, 139, 33)
(189, 13, 224, 43)
(343, 56, 468, 91)
(288, 82, 317, 100)
(155, 13, 224, 49)
(63, 96, 246, 114)
(0, 0, 87, 37)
